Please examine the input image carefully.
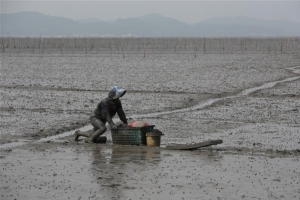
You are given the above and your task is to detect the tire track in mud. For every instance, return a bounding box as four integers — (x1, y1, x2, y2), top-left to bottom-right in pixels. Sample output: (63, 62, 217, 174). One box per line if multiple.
(1, 66, 299, 149)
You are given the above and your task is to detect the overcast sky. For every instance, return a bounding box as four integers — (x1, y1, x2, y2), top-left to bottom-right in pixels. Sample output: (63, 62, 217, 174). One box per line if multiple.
(2, 1, 300, 24)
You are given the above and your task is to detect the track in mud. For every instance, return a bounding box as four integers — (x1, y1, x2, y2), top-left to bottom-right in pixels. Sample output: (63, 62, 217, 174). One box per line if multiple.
(1, 66, 299, 149)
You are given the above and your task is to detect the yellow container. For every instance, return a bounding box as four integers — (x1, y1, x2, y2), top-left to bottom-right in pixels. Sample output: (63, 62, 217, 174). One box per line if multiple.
(146, 131, 162, 146)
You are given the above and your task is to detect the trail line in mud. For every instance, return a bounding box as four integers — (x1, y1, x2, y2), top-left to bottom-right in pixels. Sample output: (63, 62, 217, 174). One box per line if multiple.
(1, 66, 299, 149)
(132, 66, 300, 118)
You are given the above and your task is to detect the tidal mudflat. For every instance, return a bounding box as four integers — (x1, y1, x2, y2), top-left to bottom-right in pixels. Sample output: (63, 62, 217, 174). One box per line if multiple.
(1, 37, 300, 199)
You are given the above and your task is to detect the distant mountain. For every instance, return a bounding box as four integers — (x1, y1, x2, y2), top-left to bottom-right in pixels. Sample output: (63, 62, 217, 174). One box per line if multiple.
(78, 18, 104, 24)
(1, 12, 79, 36)
(200, 16, 300, 36)
(1, 12, 300, 36)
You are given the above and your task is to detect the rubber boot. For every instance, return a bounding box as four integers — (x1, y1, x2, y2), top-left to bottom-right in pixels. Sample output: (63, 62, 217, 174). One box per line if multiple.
(95, 136, 107, 143)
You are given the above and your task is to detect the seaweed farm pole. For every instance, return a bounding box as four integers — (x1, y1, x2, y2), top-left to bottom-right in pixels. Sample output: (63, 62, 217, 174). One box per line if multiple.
(240, 39, 243, 51)
(174, 38, 178, 53)
(192, 38, 196, 57)
(203, 37, 206, 54)
(6, 37, 9, 49)
(90, 37, 95, 53)
(31, 37, 34, 54)
(18, 37, 20, 53)
(118, 39, 125, 58)
(74, 37, 77, 51)
(143, 39, 146, 58)
(1, 37, 5, 53)
(121, 40, 125, 58)
(42, 37, 44, 55)
(117, 38, 120, 54)
(165, 38, 168, 50)
(38, 35, 42, 51)
(59, 38, 63, 55)
(85, 37, 88, 57)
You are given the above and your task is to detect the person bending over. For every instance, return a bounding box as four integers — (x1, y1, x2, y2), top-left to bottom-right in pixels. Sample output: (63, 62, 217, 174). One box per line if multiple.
(74, 86, 128, 143)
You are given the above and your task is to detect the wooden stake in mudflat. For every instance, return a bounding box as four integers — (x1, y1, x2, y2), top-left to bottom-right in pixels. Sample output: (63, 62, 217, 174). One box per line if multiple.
(85, 37, 87, 57)
(1, 37, 5, 53)
(119, 39, 125, 58)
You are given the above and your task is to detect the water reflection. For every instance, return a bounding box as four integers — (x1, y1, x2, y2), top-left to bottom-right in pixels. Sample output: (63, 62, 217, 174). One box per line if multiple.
(111, 145, 161, 164)
(90, 145, 161, 199)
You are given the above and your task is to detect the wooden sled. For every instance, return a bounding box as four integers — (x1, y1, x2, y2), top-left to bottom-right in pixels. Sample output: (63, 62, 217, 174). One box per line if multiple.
(166, 139, 223, 150)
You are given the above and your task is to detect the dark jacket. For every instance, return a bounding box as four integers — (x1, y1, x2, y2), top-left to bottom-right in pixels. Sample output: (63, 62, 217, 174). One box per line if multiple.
(93, 97, 127, 126)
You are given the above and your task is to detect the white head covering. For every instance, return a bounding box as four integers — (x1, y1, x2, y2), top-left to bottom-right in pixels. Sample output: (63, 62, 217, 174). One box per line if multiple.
(109, 86, 126, 99)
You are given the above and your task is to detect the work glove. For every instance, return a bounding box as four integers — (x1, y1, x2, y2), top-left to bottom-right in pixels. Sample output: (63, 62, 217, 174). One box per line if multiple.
(111, 124, 118, 130)
(117, 123, 127, 128)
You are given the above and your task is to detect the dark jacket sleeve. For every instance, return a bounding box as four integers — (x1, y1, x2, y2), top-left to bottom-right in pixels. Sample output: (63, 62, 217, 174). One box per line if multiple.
(101, 100, 114, 126)
(116, 100, 127, 124)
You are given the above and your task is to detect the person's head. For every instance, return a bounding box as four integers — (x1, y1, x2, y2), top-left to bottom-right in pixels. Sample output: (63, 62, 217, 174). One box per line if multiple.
(108, 86, 126, 99)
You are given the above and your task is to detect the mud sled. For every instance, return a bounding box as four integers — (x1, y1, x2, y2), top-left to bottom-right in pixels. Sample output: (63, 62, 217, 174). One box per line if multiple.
(166, 140, 223, 150)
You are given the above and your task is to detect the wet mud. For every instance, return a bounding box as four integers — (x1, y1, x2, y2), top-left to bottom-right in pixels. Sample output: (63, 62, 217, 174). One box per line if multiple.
(1, 48, 300, 199)
(1, 142, 300, 200)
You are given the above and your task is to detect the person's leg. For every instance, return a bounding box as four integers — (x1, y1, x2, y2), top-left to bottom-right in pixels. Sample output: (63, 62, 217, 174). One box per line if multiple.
(86, 117, 107, 143)
(89, 126, 107, 143)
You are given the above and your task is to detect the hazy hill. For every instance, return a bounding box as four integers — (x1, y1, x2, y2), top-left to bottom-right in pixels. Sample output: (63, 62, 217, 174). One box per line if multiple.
(1, 12, 300, 36)
(1, 12, 79, 36)
(200, 16, 300, 36)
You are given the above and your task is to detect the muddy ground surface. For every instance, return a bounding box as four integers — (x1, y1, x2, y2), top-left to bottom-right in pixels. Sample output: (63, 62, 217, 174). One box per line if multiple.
(1, 47, 300, 199)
